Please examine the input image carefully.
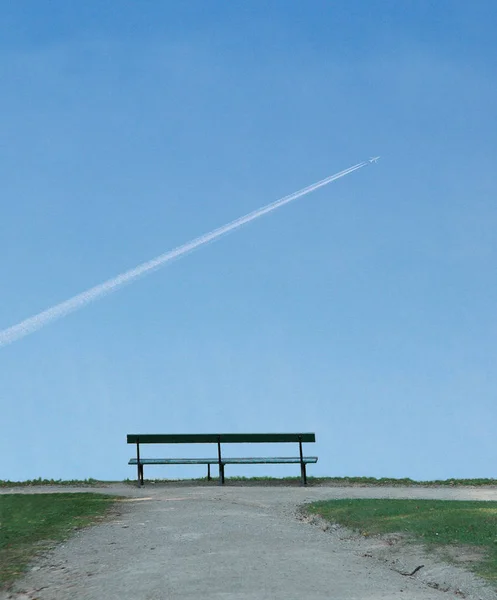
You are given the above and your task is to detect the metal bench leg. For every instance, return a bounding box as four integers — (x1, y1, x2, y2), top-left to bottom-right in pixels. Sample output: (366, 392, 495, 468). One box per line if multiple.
(217, 437, 224, 485)
(140, 464, 144, 487)
(207, 464, 211, 481)
(298, 436, 307, 486)
(135, 439, 141, 487)
(300, 463, 307, 486)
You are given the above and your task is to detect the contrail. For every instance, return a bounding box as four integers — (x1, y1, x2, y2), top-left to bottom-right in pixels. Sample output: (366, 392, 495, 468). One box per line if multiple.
(0, 159, 376, 348)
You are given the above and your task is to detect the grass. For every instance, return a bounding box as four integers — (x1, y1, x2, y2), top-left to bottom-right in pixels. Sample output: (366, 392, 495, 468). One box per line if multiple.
(3, 476, 497, 487)
(305, 498, 497, 581)
(317, 477, 497, 487)
(123, 476, 307, 485)
(0, 493, 118, 590)
(122, 476, 497, 486)
(0, 478, 109, 488)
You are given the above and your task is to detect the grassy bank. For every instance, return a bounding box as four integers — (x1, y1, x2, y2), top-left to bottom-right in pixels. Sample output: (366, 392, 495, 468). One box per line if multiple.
(0, 493, 117, 590)
(2, 476, 497, 488)
(0, 478, 109, 487)
(314, 477, 497, 487)
(122, 476, 497, 486)
(306, 499, 497, 581)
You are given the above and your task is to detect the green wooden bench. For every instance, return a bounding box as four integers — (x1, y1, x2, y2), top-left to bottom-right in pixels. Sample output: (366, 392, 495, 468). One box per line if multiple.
(127, 433, 317, 487)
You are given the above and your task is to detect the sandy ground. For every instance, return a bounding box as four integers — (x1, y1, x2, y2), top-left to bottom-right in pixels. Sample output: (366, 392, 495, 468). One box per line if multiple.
(2, 483, 497, 600)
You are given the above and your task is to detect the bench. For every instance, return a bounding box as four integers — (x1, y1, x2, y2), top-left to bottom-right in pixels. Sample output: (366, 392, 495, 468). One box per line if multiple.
(127, 433, 317, 487)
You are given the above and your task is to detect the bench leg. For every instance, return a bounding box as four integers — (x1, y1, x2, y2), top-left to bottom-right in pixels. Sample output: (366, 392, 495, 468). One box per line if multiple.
(219, 464, 225, 485)
(207, 464, 211, 481)
(300, 463, 307, 486)
(136, 463, 141, 487)
(139, 464, 144, 487)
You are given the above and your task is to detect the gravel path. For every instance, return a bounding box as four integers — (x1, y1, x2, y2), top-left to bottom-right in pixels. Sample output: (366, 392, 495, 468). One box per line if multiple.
(3, 483, 497, 600)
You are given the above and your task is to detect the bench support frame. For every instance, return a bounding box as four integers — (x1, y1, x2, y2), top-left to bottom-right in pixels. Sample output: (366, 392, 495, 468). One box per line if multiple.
(298, 435, 307, 485)
(217, 436, 224, 485)
(128, 433, 316, 487)
(136, 438, 143, 487)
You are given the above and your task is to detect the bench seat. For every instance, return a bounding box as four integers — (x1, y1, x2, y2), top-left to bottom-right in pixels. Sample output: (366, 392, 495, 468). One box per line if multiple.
(221, 456, 318, 464)
(127, 433, 317, 486)
(129, 456, 318, 466)
(129, 458, 218, 465)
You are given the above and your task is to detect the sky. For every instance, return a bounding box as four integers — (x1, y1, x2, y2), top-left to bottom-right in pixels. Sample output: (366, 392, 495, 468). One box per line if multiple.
(1, 1, 496, 482)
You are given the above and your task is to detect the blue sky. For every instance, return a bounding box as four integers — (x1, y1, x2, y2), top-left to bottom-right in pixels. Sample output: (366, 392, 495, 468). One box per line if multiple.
(1, 1, 496, 481)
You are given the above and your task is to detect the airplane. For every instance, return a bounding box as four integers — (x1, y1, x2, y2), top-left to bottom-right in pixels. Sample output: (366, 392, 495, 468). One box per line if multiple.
(369, 156, 380, 163)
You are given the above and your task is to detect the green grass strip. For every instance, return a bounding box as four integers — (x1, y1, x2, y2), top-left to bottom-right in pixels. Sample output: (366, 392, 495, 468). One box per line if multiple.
(3, 476, 497, 487)
(306, 499, 497, 581)
(317, 477, 497, 487)
(0, 478, 108, 487)
(0, 493, 117, 590)
(123, 476, 497, 486)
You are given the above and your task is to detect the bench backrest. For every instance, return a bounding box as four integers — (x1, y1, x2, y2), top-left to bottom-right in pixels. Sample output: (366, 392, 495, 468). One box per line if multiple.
(127, 433, 315, 444)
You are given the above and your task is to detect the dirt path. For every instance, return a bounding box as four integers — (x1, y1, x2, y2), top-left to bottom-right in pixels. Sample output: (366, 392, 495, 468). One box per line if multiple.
(3, 484, 497, 600)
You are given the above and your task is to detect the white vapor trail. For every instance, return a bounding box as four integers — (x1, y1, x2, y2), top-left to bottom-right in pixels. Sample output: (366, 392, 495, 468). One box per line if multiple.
(0, 159, 373, 348)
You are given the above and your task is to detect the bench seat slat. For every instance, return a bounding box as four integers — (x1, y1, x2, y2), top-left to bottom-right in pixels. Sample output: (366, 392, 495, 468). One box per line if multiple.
(129, 456, 318, 465)
(129, 458, 218, 465)
(222, 457, 318, 464)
